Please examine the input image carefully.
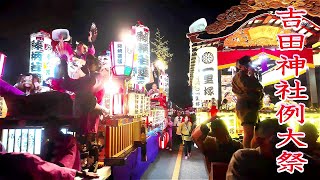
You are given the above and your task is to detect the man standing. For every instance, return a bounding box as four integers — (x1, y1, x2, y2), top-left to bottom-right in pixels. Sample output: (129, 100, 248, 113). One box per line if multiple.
(232, 56, 264, 148)
(173, 111, 183, 145)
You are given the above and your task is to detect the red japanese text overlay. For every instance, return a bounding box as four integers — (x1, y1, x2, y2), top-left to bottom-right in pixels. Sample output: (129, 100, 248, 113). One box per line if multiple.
(274, 6, 309, 174)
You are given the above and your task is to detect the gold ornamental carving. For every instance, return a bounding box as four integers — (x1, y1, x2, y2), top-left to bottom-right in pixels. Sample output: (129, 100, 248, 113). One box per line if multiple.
(223, 26, 292, 47)
(206, 0, 320, 35)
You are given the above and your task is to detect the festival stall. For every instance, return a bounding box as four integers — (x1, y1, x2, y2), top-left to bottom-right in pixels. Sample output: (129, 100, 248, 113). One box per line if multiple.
(187, 0, 320, 139)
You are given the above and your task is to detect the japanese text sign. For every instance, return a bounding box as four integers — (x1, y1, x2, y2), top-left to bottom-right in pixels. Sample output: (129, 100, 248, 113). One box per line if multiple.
(274, 6, 309, 174)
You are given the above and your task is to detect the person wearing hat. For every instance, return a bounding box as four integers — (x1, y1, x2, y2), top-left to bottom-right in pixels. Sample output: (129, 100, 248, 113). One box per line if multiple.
(232, 55, 264, 148)
(40, 116, 81, 171)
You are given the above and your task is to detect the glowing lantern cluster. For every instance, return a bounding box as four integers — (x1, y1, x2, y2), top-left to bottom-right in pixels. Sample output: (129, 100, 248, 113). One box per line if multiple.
(29, 31, 54, 82)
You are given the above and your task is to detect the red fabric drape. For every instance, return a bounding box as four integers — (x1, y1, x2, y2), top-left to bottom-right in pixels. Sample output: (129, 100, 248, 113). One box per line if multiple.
(217, 48, 314, 68)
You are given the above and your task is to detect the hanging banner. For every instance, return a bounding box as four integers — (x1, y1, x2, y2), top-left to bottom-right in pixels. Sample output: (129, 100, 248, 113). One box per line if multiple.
(30, 31, 53, 82)
(192, 57, 201, 108)
(197, 47, 218, 101)
(132, 25, 151, 85)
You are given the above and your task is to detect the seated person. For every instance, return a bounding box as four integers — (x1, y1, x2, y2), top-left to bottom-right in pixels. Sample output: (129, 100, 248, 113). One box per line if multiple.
(147, 83, 160, 97)
(0, 141, 5, 152)
(0, 152, 98, 180)
(220, 92, 236, 111)
(298, 122, 320, 160)
(40, 116, 81, 171)
(260, 94, 274, 112)
(192, 115, 242, 173)
(227, 118, 319, 179)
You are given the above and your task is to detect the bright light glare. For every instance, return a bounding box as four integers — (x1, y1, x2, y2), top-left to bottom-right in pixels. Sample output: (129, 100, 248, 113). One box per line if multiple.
(104, 80, 118, 94)
(121, 31, 136, 47)
(155, 60, 167, 71)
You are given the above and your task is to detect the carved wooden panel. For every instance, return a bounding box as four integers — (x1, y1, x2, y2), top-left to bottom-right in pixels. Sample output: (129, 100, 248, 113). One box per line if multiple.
(206, 0, 320, 35)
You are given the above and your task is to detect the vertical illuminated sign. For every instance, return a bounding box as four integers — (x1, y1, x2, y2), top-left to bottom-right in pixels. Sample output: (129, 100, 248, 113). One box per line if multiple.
(274, 6, 309, 174)
(132, 24, 151, 85)
(0, 52, 6, 77)
(30, 31, 53, 82)
(196, 47, 219, 107)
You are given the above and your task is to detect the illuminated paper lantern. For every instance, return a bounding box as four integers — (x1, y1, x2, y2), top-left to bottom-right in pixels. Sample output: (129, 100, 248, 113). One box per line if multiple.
(113, 93, 123, 115)
(30, 31, 53, 82)
(110, 42, 134, 76)
(131, 25, 151, 85)
(144, 96, 150, 115)
(0, 52, 6, 77)
(192, 58, 201, 108)
(197, 47, 219, 102)
(159, 73, 169, 100)
(128, 93, 136, 116)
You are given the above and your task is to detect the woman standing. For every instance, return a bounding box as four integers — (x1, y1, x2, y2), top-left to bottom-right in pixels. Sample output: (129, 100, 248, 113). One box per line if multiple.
(178, 115, 193, 159)
(232, 56, 264, 148)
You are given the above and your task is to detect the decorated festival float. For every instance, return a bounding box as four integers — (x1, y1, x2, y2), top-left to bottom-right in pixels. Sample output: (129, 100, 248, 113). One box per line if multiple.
(0, 22, 161, 179)
(187, 0, 320, 140)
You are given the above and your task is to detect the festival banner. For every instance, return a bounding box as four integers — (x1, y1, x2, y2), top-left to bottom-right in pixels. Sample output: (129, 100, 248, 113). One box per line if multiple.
(274, 6, 309, 174)
(197, 47, 219, 101)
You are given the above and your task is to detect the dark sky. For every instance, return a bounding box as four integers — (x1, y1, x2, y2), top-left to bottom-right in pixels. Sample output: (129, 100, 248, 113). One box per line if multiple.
(0, 0, 240, 107)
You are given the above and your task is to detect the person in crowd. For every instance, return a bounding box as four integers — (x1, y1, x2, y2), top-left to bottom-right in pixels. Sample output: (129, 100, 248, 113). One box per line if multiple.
(260, 94, 274, 112)
(0, 141, 5, 152)
(58, 55, 108, 135)
(40, 116, 81, 171)
(174, 111, 183, 144)
(226, 118, 318, 179)
(147, 83, 160, 97)
(178, 115, 193, 159)
(0, 152, 98, 180)
(165, 116, 173, 151)
(192, 112, 242, 173)
(298, 122, 320, 160)
(174, 111, 183, 127)
(232, 55, 264, 148)
(74, 31, 96, 61)
(221, 92, 236, 111)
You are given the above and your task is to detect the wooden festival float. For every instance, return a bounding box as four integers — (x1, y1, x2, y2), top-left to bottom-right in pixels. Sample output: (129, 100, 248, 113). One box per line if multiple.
(187, 0, 320, 139)
(0, 22, 163, 179)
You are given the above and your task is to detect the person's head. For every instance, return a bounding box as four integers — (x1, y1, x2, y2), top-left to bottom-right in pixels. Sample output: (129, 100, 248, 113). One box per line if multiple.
(152, 83, 158, 90)
(185, 110, 190, 116)
(224, 92, 233, 102)
(177, 111, 181, 116)
(76, 42, 87, 55)
(86, 55, 101, 72)
(44, 116, 64, 140)
(263, 94, 271, 104)
(253, 118, 294, 158)
(298, 122, 319, 148)
(183, 115, 190, 123)
(210, 119, 230, 139)
(236, 55, 252, 72)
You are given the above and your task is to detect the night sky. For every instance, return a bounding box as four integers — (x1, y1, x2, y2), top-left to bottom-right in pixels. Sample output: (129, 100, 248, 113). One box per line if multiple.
(0, 0, 240, 107)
